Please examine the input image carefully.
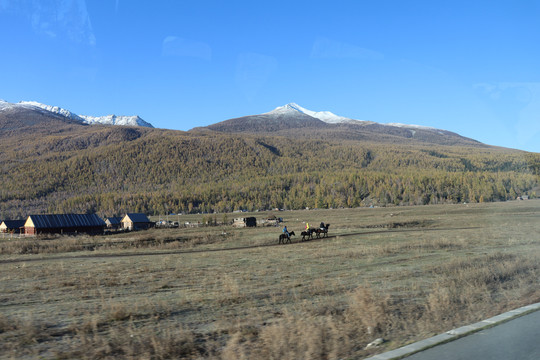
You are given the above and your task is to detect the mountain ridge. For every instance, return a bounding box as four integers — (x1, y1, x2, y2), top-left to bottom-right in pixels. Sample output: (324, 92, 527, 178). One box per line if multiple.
(0, 100, 153, 128)
(197, 103, 483, 147)
(0, 99, 495, 148)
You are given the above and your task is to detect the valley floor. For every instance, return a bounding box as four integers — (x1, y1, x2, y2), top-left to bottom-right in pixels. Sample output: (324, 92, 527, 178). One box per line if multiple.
(1, 201, 539, 359)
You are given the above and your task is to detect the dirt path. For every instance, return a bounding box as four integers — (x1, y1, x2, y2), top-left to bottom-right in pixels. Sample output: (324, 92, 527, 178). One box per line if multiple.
(0, 226, 480, 265)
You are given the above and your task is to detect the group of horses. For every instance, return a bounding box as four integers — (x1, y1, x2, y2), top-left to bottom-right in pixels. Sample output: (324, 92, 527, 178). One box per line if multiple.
(278, 224, 330, 244)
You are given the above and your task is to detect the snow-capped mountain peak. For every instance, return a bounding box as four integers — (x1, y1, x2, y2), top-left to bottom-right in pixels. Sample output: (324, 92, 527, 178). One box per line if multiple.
(12, 101, 154, 128)
(265, 103, 440, 129)
(266, 102, 354, 124)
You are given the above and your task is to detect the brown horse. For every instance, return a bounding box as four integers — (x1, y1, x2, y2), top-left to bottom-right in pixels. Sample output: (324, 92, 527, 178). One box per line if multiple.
(279, 231, 295, 244)
(313, 224, 330, 238)
(301, 229, 316, 241)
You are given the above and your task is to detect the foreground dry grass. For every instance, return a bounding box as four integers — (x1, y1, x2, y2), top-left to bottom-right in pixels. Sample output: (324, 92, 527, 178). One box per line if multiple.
(1, 201, 539, 359)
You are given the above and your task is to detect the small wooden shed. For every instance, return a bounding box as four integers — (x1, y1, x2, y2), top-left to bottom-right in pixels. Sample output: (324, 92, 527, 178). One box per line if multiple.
(0, 220, 26, 234)
(121, 213, 153, 231)
(105, 217, 123, 229)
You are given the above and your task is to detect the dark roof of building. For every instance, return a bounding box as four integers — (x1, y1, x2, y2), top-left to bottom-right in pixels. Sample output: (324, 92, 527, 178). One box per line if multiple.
(1, 220, 26, 228)
(105, 217, 123, 225)
(27, 214, 106, 229)
(124, 213, 151, 223)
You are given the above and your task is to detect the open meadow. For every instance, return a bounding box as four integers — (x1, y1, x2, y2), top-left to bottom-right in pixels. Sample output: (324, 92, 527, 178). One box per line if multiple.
(1, 201, 539, 359)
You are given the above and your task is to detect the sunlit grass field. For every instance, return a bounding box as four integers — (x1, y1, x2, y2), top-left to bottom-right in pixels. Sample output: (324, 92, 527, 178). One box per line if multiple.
(1, 201, 539, 359)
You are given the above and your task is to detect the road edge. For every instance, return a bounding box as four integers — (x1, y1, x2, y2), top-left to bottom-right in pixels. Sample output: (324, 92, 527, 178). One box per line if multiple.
(364, 302, 540, 360)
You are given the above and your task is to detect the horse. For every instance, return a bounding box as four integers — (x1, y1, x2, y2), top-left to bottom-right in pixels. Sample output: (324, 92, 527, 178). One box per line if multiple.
(313, 224, 330, 238)
(301, 228, 316, 241)
(320, 224, 330, 237)
(279, 231, 295, 244)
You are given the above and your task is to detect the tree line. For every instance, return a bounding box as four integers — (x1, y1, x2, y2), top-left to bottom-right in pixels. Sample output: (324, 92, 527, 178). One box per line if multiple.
(0, 129, 538, 218)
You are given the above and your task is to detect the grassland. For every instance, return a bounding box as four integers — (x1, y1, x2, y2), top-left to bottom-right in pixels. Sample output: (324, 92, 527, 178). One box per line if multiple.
(1, 201, 539, 359)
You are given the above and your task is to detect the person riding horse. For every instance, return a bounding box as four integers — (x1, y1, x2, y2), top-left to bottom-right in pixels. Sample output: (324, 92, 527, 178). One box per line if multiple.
(283, 225, 290, 238)
(279, 226, 295, 244)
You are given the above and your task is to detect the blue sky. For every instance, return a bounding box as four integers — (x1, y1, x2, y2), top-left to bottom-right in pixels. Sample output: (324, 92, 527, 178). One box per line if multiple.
(1, 0, 539, 152)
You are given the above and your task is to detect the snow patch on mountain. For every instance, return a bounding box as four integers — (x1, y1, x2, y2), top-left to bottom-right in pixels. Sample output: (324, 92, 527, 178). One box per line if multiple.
(266, 103, 357, 123)
(79, 114, 153, 127)
(19, 101, 83, 121)
(0, 99, 13, 110)
(386, 122, 436, 130)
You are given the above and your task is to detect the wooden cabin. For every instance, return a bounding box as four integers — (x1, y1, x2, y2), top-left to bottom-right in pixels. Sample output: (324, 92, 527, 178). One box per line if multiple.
(24, 214, 106, 235)
(105, 217, 123, 230)
(0, 220, 26, 234)
(121, 213, 153, 231)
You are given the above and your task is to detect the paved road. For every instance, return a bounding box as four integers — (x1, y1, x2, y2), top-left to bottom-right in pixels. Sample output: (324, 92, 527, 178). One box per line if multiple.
(403, 310, 540, 360)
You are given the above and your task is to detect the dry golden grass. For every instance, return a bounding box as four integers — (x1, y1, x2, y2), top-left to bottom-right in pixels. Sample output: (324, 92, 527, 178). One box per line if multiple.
(1, 201, 539, 359)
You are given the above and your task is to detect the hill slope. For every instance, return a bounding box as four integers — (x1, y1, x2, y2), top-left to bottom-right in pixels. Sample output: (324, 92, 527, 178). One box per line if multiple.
(1, 106, 538, 219)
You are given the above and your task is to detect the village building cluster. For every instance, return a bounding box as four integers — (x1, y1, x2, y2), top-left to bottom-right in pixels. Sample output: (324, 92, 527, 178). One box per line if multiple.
(1, 212, 287, 236)
(0, 213, 152, 236)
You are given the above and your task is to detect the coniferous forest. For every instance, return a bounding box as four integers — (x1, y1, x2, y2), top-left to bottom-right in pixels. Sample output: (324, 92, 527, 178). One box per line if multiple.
(1, 120, 538, 219)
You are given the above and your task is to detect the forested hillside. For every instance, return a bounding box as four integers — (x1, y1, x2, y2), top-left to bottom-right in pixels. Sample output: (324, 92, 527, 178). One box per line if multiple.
(1, 119, 538, 219)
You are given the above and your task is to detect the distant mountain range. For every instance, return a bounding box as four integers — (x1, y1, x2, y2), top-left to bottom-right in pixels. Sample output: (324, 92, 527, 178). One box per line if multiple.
(1, 99, 538, 219)
(1, 99, 479, 147)
(0, 100, 153, 128)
